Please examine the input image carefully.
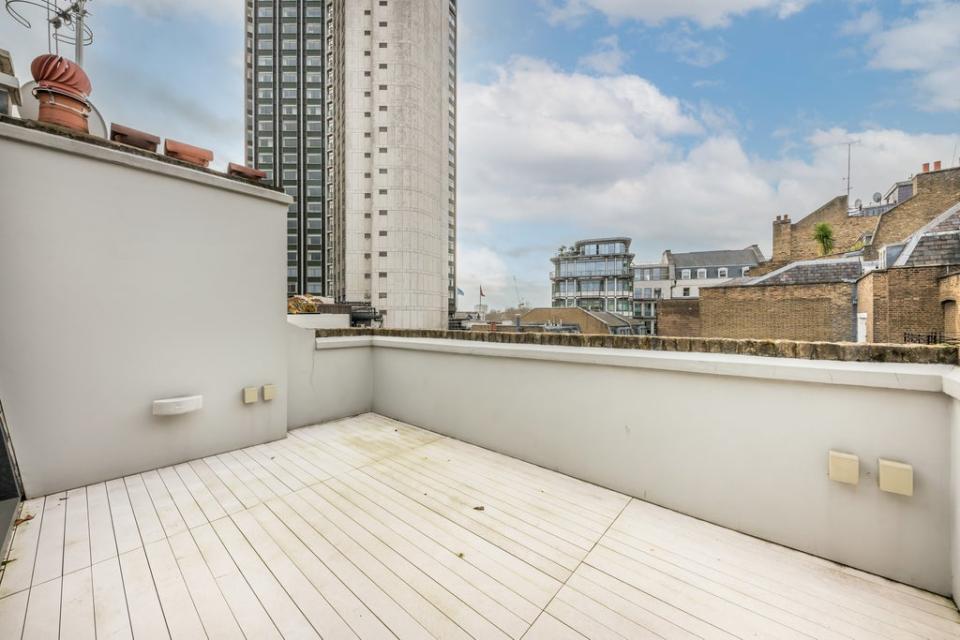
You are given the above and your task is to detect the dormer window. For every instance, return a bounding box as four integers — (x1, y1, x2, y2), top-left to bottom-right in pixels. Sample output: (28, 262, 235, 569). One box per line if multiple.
(696, 269, 707, 279)
(718, 268, 728, 278)
(681, 269, 691, 279)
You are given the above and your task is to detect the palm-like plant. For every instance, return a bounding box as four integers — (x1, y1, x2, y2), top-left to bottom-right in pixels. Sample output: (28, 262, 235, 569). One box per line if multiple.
(813, 222, 835, 256)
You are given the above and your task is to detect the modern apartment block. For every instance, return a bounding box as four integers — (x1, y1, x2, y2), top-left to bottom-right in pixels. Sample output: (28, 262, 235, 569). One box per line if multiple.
(551, 238, 635, 314)
(245, 0, 457, 329)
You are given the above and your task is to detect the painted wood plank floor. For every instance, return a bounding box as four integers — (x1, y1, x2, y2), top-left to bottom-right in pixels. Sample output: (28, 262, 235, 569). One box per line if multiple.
(0, 413, 957, 639)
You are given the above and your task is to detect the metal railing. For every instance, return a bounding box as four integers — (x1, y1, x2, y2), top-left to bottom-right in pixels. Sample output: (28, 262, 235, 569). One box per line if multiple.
(902, 331, 960, 345)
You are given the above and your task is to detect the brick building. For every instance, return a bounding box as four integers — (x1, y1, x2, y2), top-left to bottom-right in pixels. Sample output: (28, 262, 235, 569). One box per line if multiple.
(633, 245, 764, 335)
(763, 196, 878, 271)
(471, 307, 641, 335)
(755, 162, 958, 274)
(657, 299, 701, 338)
(659, 164, 960, 343)
(857, 201, 960, 343)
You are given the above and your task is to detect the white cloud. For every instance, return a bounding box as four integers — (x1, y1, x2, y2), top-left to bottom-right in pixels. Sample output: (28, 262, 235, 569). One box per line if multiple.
(542, 0, 812, 29)
(458, 58, 960, 309)
(862, 2, 960, 111)
(461, 57, 700, 198)
(696, 101, 739, 132)
(456, 245, 511, 311)
(658, 28, 727, 67)
(578, 35, 628, 74)
(839, 9, 882, 36)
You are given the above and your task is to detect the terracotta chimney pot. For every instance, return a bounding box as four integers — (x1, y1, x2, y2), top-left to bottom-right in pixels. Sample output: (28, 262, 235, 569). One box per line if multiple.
(30, 54, 91, 133)
(227, 162, 267, 181)
(923, 162, 930, 172)
(164, 139, 213, 168)
(110, 123, 160, 152)
(934, 160, 942, 171)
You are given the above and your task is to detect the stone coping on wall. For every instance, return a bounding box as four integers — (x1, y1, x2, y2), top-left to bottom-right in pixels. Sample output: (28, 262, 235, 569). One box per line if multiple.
(315, 328, 959, 365)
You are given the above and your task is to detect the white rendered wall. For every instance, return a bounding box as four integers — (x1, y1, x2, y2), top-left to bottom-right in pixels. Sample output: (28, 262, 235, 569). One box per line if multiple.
(308, 335, 955, 595)
(287, 329, 373, 429)
(946, 371, 960, 602)
(286, 314, 351, 329)
(341, 0, 449, 329)
(0, 124, 291, 497)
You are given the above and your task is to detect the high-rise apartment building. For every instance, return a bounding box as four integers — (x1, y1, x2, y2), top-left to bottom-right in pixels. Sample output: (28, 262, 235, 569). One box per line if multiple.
(245, 0, 457, 329)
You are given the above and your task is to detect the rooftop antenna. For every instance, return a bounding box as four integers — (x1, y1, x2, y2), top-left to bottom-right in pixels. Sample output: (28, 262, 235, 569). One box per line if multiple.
(5, 1, 93, 67)
(842, 139, 861, 202)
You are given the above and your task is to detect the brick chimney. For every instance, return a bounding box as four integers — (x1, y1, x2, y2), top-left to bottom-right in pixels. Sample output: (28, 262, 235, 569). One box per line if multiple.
(923, 162, 930, 173)
(934, 160, 942, 171)
(772, 215, 792, 262)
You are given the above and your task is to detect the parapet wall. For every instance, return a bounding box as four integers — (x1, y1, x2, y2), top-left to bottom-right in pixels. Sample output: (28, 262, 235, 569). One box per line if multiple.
(308, 332, 958, 596)
(315, 328, 958, 364)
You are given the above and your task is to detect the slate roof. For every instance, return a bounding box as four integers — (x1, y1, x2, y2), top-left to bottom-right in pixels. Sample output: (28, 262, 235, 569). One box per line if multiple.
(895, 203, 960, 268)
(749, 257, 865, 285)
(669, 245, 765, 268)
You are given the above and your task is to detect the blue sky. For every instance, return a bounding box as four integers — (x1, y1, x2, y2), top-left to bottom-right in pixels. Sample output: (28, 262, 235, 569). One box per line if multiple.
(3, 0, 959, 310)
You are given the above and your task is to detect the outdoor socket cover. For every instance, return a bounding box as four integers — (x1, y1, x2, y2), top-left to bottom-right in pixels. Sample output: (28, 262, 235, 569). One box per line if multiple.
(242, 387, 258, 404)
(828, 450, 859, 485)
(878, 458, 914, 496)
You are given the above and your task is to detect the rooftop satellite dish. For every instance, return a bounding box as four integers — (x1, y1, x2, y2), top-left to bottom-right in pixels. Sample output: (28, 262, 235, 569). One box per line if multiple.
(18, 79, 107, 137)
(855, 198, 862, 209)
(873, 191, 882, 203)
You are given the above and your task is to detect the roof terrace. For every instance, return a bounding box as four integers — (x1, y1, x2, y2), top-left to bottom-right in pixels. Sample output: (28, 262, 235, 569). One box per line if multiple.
(2, 82, 960, 640)
(2, 413, 957, 639)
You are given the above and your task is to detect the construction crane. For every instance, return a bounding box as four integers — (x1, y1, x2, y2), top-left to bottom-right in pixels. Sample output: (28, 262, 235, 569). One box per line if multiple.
(513, 276, 527, 310)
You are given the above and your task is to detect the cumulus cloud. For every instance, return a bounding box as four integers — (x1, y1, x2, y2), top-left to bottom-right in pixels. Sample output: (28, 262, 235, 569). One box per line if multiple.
(578, 35, 628, 74)
(461, 57, 700, 196)
(542, 0, 812, 29)
(862, 2, 960, 111)
(458, 57, 960, 308)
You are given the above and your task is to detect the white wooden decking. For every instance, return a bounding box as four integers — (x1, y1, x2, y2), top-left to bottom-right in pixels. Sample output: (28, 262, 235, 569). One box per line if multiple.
(0, 413, 957, 639)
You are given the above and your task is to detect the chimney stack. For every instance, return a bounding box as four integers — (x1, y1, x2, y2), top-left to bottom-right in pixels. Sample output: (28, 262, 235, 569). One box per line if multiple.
(934, 160, 942, 171)
(922, 162, 930, 173)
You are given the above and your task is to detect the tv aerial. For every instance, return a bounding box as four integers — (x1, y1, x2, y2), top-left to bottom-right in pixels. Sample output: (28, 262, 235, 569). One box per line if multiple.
(5, 0, 105, 136)
(5, 1, 93, 67)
